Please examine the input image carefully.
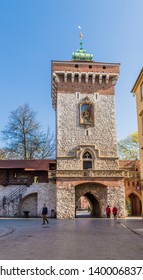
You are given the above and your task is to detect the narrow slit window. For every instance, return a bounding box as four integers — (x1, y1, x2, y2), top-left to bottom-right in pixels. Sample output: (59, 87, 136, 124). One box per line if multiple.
(75, 92, 80, 99)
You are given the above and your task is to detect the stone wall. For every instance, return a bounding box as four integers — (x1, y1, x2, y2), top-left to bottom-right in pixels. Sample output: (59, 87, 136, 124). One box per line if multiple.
(57, 158, 119, 171)
(57, 93, 118, 171)
(19, 193, 37, 217)
(107, 185, 125, 217)
(0, 182, 56, 217)
(57, 186, 75, 219)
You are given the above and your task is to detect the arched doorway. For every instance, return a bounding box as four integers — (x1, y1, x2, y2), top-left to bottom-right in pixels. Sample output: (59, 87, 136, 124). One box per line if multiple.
(76, 192, 100, 217)
(19, 193, 38, 217)
(75, 182, 107, 218)
(126, 193, 141, 216)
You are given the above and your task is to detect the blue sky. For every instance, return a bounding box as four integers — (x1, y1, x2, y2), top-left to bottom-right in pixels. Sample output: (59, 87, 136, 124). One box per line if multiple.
(0, 0, 143, 147)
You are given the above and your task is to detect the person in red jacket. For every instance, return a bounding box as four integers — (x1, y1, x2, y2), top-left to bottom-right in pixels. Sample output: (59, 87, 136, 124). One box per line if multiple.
(112, 206, 118, 219)
(106, 205, 111, 218)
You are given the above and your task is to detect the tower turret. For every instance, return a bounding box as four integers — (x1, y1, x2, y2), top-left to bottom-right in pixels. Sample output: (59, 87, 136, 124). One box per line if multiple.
(72, 32, 93, 61)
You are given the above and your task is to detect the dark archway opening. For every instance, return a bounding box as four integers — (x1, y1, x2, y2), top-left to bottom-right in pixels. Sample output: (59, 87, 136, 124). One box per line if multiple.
(19, 193, 38, 217)
(75, 192, 101, 218)
(126, 193, 141, 216)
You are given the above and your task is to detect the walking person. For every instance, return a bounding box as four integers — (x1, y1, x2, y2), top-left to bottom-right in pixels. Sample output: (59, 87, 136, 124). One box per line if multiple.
(112, 206, 118, 219)
(42, 204, 49, 224)
(106, 205, 111, 218)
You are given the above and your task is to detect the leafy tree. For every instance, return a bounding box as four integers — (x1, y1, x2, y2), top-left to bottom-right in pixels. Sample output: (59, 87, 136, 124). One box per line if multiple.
(1, 104, 55, 159)
(117, 131, 139, 159)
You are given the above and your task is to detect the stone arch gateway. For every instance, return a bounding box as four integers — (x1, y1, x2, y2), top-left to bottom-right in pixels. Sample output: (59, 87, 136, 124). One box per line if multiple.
(75, 183, 107, 217)
(126, 192, 141, 216)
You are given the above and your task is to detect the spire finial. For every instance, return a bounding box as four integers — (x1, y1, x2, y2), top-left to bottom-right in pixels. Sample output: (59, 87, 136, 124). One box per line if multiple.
(78, 26, 83, 50)
(72, 26, 93, 61)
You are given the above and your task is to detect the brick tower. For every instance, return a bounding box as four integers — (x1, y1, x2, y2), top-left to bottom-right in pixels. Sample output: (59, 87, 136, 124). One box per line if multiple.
(52, 33, 125, 218)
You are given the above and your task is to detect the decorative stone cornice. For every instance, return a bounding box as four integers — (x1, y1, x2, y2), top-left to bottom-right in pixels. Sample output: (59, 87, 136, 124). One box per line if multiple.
(54, 71, 119, 85)
(55, 169, 124, 178)
(48, 169, 126, 179)
(123, 170, 140, 179)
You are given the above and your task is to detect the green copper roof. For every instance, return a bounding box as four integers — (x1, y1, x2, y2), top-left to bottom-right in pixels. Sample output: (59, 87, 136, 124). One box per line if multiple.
(72, 33, 93, 61)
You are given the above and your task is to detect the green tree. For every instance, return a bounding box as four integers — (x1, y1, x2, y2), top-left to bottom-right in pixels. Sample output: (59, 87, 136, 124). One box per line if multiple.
(117, 131, 139, 159)
(1, 104, 55, 159)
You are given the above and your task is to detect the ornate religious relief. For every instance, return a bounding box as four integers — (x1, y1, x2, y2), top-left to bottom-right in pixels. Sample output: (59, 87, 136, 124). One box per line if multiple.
(79, 97, 94, 126)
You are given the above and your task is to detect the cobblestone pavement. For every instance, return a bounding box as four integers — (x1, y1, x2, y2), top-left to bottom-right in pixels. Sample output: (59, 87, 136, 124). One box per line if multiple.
(0, 218, 143, 260)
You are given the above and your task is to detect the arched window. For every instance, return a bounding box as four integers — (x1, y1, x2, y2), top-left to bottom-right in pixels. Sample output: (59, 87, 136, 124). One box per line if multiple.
(83, 152, 92, 159)
(83, 152, 92, 169)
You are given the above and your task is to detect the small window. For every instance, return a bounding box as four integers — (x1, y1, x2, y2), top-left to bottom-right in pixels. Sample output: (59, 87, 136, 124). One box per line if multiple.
(142, 117, 143, 135)
(94, 92, 99, 100)
(89, 65, 92, 69)
(83, 151, 92, 169)
(103, 65, 106, 69)
(75, 64, 78, 68)
(83, 161, 92, 169)
(140, 83, 143, 100)
(75, 92, 80, 99)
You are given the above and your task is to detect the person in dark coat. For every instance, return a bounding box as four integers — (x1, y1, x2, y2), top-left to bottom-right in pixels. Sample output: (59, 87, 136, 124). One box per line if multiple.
(42, 204, 49, 224)
(106, 205, 111, 218)
(112, 206, 118, 219)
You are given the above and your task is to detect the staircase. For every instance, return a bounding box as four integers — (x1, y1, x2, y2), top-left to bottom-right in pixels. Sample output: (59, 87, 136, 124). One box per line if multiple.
(0, 184, 29, 217)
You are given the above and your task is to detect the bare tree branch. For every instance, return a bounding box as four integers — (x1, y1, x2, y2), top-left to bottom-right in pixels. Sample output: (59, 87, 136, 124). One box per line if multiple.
(1, 104, 55, 159)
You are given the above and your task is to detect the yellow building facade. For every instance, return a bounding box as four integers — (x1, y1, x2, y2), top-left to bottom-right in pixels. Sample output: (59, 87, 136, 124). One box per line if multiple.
(132, 68, 143, 215)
